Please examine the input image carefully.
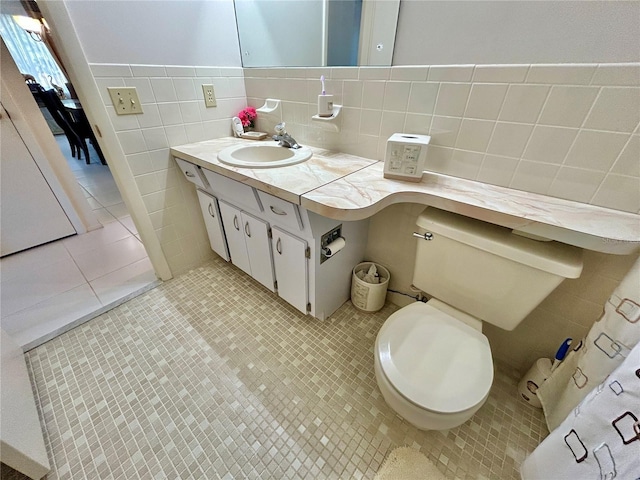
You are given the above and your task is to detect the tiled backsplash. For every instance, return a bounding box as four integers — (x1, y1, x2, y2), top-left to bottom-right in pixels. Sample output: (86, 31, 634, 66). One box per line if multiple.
(245, 64, 640, 214)
(91, 63, 246, 274)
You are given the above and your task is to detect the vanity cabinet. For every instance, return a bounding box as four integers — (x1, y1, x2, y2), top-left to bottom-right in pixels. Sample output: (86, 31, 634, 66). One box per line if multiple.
(196, 189, 230, 262)
(175, 155, 369, 320)
(218, 200, 276, 293)
(271, 227, 309, 313)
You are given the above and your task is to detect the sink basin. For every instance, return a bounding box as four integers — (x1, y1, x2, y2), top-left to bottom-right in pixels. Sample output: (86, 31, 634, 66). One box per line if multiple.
(218, 143, 312, 168)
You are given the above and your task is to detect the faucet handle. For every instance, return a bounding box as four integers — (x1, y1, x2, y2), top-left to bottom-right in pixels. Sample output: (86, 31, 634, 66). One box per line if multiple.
(274, 122, 286, 135)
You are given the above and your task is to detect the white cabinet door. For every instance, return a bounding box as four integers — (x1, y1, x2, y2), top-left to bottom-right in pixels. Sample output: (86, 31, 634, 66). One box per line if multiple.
(243, 212, 276, 292)
(272, 227, 309, 314)
(219, 201, 251, 276)
(196, 190, 230, 261)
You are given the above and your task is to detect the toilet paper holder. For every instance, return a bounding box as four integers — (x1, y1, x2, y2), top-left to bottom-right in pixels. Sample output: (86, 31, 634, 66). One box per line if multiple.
(320, 225, 344, 264)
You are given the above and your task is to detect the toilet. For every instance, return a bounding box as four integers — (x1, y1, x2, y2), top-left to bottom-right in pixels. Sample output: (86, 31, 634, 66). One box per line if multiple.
(374, 207, 583, 431)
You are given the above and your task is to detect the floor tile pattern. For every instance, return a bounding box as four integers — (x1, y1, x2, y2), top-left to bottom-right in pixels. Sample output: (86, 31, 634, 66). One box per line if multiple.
(24, 257, 548, 479)
(0, 136, 156, 349)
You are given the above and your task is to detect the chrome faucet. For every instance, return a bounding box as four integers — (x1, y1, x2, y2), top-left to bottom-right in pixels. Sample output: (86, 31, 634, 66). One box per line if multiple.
(272, 122, 301, 149)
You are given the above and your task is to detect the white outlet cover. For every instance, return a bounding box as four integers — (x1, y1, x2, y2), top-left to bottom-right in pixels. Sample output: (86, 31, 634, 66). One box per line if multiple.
(107, 87, 143, 115)
(202, 84, 217, 107)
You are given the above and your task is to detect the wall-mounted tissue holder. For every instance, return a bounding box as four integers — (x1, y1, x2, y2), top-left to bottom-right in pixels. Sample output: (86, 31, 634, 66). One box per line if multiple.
(311, 105, 342, 133)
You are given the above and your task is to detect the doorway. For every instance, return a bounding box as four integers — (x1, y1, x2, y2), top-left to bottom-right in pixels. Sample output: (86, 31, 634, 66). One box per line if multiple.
(0, 9, 158, 350)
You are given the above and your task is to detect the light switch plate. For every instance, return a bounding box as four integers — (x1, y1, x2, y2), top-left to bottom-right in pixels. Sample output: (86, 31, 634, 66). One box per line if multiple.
(202, 84, 217, 107)
(107, 87, 143, 115)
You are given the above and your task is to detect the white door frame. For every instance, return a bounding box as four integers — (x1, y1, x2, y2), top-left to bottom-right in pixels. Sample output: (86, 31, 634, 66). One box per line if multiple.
(38, 0, 172, 281)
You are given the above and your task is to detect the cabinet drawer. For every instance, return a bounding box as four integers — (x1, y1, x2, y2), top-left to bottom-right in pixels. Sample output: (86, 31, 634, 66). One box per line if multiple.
(201, 169, 262, 213)
(175, 158, 208, 189)
(257, 190, 303, 231)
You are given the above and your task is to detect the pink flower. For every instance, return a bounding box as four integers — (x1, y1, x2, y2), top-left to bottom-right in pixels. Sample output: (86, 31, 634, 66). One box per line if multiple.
(237, 107, 257, 128)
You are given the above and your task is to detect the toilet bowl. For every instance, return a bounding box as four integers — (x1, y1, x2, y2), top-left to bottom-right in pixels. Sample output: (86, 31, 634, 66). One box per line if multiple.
(373, 207, 583, 430)
(374, 301, 493, 430)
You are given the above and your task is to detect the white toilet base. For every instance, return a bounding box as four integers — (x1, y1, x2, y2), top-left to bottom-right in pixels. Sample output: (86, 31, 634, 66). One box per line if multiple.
(374, 345, 489, 431)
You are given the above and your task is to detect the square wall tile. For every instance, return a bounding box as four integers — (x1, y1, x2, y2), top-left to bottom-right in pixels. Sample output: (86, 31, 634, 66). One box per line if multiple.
(179, 102, 202, 124)
(592, 174, 640, 212)
(510, 160, 560, 195)
(404, 113, 432, 135)
(464, 84, 509, 120)
(123, 77, 156, 103)
(383, 82, 411, 112)
(477, 154, 519, 186)
(564, 130, 629, 172)
(157, 103, 183, 126)
(343, 81, 363, 108)
(150, 78, 178, 102)
(359, 110, 382, 136)
(117, 130, 148, 155)
(455, 119, 495, 152)
(547, 167, 605, 203)
(499, 85, 549, 123)
(362, 82, 385, 110)
(407, 82, 439, 114)
(538, 86, 599, 127)
(173, 78, 198, 101)
(142, 127, 169, 151)
(429, 116, 461, 147)
(434, 83, 471, 117)
(487, 122, 533, 158)
(584, 87, 640, 133)
(522, 125, 578, 164)
(611, 135, 640, 177)
(446, 149, 484, 179)
(137, 104, 163, 128)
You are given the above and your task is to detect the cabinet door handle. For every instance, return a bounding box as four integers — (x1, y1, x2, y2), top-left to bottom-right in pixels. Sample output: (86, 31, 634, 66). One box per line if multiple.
(270, 206, 287, 216)
(185, 171, 195, 177)
(244, 221, 251, 238)
(233, 215, 239, 230)
(276, 238, 282, 255)
(208, 203, 214, 218)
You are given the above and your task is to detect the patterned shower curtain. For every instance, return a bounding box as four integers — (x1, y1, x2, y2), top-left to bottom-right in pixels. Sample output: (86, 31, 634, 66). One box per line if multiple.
(521, 256, 640, 478)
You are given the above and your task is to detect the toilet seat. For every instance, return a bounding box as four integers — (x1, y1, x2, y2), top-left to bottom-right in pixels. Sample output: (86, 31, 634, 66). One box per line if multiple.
(377, 302, 493, 414)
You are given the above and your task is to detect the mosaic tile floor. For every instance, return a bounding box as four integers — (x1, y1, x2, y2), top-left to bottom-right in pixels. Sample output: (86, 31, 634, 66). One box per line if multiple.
(17, 257, 547, 479)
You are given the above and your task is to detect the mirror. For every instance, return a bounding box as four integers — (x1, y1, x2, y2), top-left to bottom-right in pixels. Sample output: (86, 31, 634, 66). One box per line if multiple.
(234, 0, 399, 67)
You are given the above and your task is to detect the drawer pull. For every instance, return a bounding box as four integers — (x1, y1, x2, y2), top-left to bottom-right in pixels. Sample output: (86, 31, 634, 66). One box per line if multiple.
(270, 206, 287, 216)
(185, 171, 195, 177)
(233, 215, 239, 231)
(276, 238, 282, 255)
(208, 203, 214, 218)
(245, 221, 251, 238)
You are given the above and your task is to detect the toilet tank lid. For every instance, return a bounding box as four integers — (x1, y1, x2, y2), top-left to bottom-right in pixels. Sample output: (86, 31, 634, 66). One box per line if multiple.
(416, 208, 583, 278)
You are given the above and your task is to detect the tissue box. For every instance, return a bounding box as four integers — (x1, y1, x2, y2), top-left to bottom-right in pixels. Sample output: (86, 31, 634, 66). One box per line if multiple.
(383, 133, 431, 182)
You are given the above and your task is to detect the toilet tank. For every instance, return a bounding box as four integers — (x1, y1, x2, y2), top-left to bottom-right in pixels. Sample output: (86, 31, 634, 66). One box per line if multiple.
(413, 208, 583, 330)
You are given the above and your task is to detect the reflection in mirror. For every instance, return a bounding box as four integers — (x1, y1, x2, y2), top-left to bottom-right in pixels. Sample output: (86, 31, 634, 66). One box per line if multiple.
(234, 0, 399, 67)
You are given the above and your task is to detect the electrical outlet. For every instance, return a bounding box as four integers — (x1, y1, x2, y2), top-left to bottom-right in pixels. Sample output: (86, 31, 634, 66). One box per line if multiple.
(107, 87, 143, 115)
(202, 84, 217, 107)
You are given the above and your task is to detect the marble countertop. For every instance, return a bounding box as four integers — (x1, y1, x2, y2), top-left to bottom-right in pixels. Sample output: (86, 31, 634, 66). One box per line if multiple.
(171, 138, 639, 255)
(170, 138, 376, 204)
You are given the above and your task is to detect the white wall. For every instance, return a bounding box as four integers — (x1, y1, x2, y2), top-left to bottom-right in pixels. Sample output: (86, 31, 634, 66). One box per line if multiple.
(394, 1, 640, 65)
(65, 0, 242, 66)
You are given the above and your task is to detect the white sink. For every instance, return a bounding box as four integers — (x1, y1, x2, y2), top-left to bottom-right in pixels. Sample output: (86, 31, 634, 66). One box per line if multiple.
(218, 143, 312, 168)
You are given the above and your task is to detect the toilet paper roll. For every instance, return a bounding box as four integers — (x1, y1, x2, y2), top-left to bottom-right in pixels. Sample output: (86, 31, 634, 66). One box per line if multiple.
(324, 237, 346, 257)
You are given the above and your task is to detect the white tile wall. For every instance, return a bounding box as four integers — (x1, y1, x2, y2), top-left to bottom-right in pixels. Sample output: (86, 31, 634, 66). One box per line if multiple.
(91, 63, 247, 275)
(245, 62, 640, 213)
